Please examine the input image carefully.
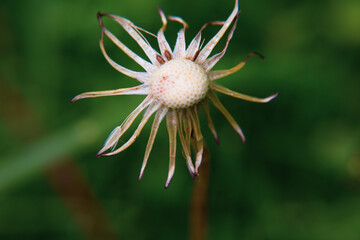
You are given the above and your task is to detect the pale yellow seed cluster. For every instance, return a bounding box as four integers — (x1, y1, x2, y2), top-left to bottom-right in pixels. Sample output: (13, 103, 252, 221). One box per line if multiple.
(150, 59, 209, 108)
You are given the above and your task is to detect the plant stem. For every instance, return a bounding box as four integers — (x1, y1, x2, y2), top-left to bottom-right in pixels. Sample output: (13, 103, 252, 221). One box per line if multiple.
(189, 143, 210, 240)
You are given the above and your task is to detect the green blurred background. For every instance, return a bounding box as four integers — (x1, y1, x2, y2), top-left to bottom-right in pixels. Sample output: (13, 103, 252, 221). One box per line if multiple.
(0, 0, 359, 239)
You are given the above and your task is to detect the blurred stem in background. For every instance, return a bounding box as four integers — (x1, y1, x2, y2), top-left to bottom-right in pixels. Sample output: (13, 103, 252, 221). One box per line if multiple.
(0, 78, 118, 240)
(190, 143, 210, 240)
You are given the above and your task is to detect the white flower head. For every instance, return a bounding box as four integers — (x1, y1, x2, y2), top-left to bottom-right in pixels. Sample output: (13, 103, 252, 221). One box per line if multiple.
(72, 0, 278, 188)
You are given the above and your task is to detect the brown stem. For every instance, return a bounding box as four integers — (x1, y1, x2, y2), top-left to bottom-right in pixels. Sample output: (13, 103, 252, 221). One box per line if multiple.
(46, 160, 117, 240)
(189, 143, 210, 240)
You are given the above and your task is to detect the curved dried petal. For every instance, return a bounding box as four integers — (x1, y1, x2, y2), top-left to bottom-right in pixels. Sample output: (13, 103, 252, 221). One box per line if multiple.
(139, 106, 168, 181)
(201, 100, 220, 144)
(168, 15, 188, 29)
(168, 16, 188, 58)
(177, 110, 195, 177)
(100, 13, 160, 66)
(165, 110, 177, 188)
(101, 27, 156, 73)
(186, 21, 224, 60)
(97, 96, 153, 156)
(182, 109, 193, 156)
(157, 8, 173, 59)
(99, 21, 150, 83)
(208, 52, 264, 81)
(207, 90, 245, 142)
(201, 14, 239, 72)
(98, 13, 156, 73)
(173, 29, 186, 58)
(196, 0, 239, 63)
(189, 106, 204, 174)
(186, 31, 201, 59)
(158, 8, 168, 31)
(71, 85, 149, 103)
(99, 126, 122, 156)
(212, 83, 279, 103)
(104, 101, 161, 156)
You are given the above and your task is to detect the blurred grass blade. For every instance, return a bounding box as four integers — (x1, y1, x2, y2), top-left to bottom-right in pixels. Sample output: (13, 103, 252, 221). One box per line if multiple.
(0, 120, 102, 192)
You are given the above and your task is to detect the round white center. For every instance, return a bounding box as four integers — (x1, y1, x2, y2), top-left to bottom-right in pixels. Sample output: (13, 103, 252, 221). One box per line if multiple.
(150, 59, 209, 108)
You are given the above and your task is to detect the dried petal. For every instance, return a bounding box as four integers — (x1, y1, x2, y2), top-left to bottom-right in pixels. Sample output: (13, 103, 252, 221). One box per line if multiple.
(99, 15, 156, 73)
(201, 14, 239, 72)
(177, 110, 195, 177)
(208, 52, 264, 81)
(100, 13, 160, 66)
(97, 96, 153, 156)
(201, 100, 220, 144)
(196, 0, 239, 63)
(71, 85, 149, 103)
(157, 8, 173, 59)
(104, 101, 161, 156)
(139, 107, 167, 181)
(189, 106, 204, 174)
(165, 110, 177, 188)
(207, 90, 245, 142)
(212, 83, 279, 103)
(168, 16, 188, 58)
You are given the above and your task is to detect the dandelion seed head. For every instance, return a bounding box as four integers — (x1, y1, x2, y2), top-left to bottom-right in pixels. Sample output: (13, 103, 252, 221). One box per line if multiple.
(72, 0, 278, 188)
(150, 59, 209, 109)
